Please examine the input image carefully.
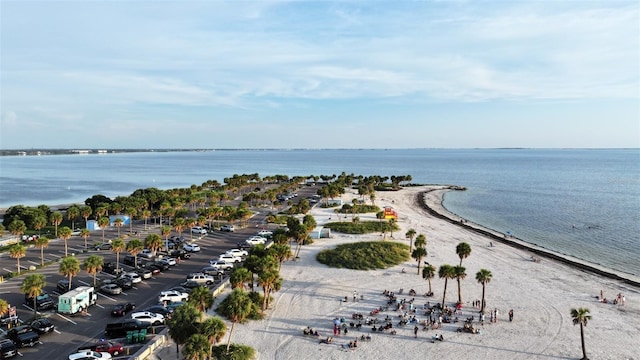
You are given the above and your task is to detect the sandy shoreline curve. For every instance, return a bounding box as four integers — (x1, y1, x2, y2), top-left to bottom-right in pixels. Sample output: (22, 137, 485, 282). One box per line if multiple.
(196, 185, 639, 360)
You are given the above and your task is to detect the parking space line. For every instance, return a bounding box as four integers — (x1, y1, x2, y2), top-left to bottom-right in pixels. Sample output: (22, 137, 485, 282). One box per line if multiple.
(57, 313, 77, 325)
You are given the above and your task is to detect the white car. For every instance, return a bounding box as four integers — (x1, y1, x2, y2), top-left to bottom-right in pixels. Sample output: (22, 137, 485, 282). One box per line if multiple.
(139, 249, 154, 259)
(256, 230, 273, 237)
(69, 351, 112, 360)
(226, 248, 248, 258)
(208, 260, 234, 271)
(122, 272, 142, 284)
(183, 243, 201, 252)
(130, 311, 165, 325)
(191, 226, 207, 235)
(245, 236, 267, 246)
(158, 290, 189, 303)
(157, 257, 176, 266)
(220, 224, 235, 232)
(218, 253, 242, 264)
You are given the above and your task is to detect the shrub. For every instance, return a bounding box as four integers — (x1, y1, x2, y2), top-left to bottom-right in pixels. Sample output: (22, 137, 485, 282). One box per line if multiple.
(316, 241, 410, 270)
(211, 344, 256, 360)
(324, 221, 399, 234)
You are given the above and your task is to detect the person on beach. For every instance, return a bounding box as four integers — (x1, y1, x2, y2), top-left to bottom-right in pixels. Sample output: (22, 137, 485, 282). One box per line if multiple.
(508, 309, 514, 322)
(414, 325, 419, 338)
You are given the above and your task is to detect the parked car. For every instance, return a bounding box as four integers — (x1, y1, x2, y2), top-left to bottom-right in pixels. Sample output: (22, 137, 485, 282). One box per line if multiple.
(191, 226, 207, 234)
(0, 339, 17, 359)
(94, 243, 112, 251)
(201, 266, 224, 277)
(21, 234, 40, 242)
(111, 303, 136, 317)
(170, 250, 191, 260)
(24, 292, 55, 310)
(130, 311, 165, 326)
(218, 253, 242, 264)
(30, 318, 55, 335)
(77, 340, 124, 357)
(162, 301, 185, 312)
(256, 230, 273, 238)
(102, 262, 123, 276)
(168, 286, 193, 294)
(245, 236, 267, 246)
(6, 325, 39, 348)
(142, 306, 173, 318)
(183, 243, 201, 252)
(156, 257, 176, 267)
(185, 272, 214, 285)
(123, 255, 136, 266)
(138, 249, 154, 259)
(134, 268, 153, 279)
(180, 280, 202, 289)
(141, 264, 162, 275)
(113, 277, 133, 290)
(68, 350, 112, 360)
(208, 260, 234, 271)
(220, 224, 235, 232)
(57, 279, 78, 293)
(150, 260, 170, 271)
(226, 248, 248, 258)
(122, 272, 142, 284)
(158, 290, 189, 303)
(100, 284, 123, 295)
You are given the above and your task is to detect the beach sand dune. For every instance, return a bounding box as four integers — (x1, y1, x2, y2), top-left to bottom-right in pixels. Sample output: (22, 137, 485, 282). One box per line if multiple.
(208, 186, 639, 360)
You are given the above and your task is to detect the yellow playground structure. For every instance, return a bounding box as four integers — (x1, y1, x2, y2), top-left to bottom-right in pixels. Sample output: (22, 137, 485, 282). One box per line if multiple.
(383, 206, 398, 220)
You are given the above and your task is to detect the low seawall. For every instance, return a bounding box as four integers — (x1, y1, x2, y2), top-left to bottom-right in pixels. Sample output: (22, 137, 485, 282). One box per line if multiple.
(417, 188, 640, 288)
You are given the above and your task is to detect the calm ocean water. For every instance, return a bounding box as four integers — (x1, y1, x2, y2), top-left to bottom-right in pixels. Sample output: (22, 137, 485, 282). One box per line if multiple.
(1, 149, 639, 276)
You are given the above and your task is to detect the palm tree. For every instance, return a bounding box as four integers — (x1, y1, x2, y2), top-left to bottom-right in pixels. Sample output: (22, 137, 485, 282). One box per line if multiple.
(405, 228, 417, 254)
(142, 209, 151, 230)
(80, 205, 92, 227)
(0, 299, 8, 318)
(50, 211, 63, 237)
(9, 243, 26, 275)
(144, 234, 163, 256)
(571, 307, 592, 360)
(456, 242, 472, 266)
(422, 264, 436, 295)
(167, 303, 202, 354)
(269, 243, 292, 271)
(111, 238, 126, 272)
(200, 317, 227, 358)
(183, 334, 210, 360)
(126, 238, 144, 268)
(174, 217, 186, 239)
(161, 225, 172, 252)
(33, 215, 47, 236)
(59, 226, 72, 256)
(475, 268, 492, 314)
(80, 229, 91, 249)
(258, 269, 282, 311)
(84, 255, 104, 287)
(113, 218, 124, 237)
(98, 217, 110, 243)
(453, 265, 467, 304)
(59, 256, 81, 291)
(8, 220, 26, 241)
(21, 274, 46, 318)
(67, 205, 80, 232)
(187, 286, 214, 313)
(34, 236, 50, 266)
(438, 264, 455, 309)
(125, 207, 137, 234)
(218, 288, 253, 352)
(230, 267, 253, 290)
(412, 234, 427, 274)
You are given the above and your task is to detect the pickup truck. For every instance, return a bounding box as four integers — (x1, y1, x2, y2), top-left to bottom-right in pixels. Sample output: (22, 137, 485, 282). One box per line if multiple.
(24, 292, 55, 311)
(104, 319, 149, 338)
(6, 325, 40, 348)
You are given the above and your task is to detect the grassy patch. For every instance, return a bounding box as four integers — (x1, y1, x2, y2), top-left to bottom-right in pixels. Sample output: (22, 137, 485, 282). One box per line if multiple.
(212, 343, 256, 360)
(316, 241, 410, 270)
(323, 221, 399, 234)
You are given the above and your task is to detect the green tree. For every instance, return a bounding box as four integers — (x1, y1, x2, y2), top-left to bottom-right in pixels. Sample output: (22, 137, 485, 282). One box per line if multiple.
(0, 299, 8, 318)
(50, 211, 63, 237)
(8, 220, 27, 241)
(9, 243, 26, 275)
(438, 264, 455, 309)
(113, 218, 124, 237)
(33, 215, 47, 236)
(218, 288, 253, 352)
(405, 228, 416, 254)
(183, 334, 210, 360)
(144, 234, 163, 256)
(200, 317, 227, 358)
(412, 234, 427, 274)
(84, 255, 104, 287)
(269, 243, 292, 272)
(230, 267, 253, 291)
(453, 265, 467, 304)
(67, 205, 80, 232)
(59, 256, 81, 292)
(422, 264, 436, 295)
(142, 209, 152, 230)
(456, 242, 472, 266)
(570, 307, 592, 360)
(34, 236, 50, 266)
(80, 229, 91, 249)
(98, 217, 110, 243)
(21, 274, 46, 318)
(59, 226, 73, 257)
(475, 268, 492, 314)
(80, 206, 92, 227)
(167, 303, 202, 354)
(111, 238, 126, 272)
(258, 269, 282, 311)
(187, 286, 215, 313)
(161, 225, 172, 252)
(126, 238, 144, 267)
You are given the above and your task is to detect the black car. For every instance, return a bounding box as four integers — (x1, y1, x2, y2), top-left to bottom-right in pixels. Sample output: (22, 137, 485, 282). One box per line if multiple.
(168, 286, 193, 294)
(170, 249, 191, 260)
(103, 262, 124, 276)
(111, 303, 136, 317)
(123, 255, 136, 266)
(30, 318, 55, 335)
(0, 339, 17, 359)
(24, 292, 55, 311)
(56, 279, 78, 293)
(6, 325, 39, 348)
(151, 261, 170, 271)
(113, 277, 133, 290)
(142, 305, 173, 318)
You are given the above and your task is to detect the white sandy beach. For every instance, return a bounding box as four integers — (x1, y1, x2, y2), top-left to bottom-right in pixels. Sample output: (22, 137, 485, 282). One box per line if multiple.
(167, 186, 640, 360)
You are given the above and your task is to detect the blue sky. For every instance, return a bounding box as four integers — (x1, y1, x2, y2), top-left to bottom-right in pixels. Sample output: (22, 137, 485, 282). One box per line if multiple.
(1, 1, 638, 149)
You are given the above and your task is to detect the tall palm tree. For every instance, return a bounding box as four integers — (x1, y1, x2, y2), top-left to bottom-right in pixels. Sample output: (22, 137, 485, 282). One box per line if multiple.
(200, 317, 227, 358)
(258, 269, 282, 311)
(422, 264, 436, 295)
(126, 238, 144, 268)
(9, 243, 26, 275)
(50, 211, 63, 237)
(167, 303, 202, 354)
(98, 217, 110, 243)
(67, 205, 80, 232)
(475, 268, 492, 314)
(59, 256, 80, 292)
(174, 217, 186, 239)
(269, 243, 292, 271)
(34, 236, 50, 266)
(0, 299, 8, 318)
(438, 264, 456, 309)
(161, 225, 172, 252)
(187, 286, 214, 313)
(405, 228, 417, 254)
(84, 255, 104, 287)
(187, 218, 197, 241)
(453, 265, 467, 304)
(230, 267, 253, 290)
(412, 234, 427, 274)
(183, 334, 210, 360)
(33, 215, 47, 236)
(144, 234, 163, 256)
(142, 209, 152, 230)
(111, 238, 126, 272)
(456, 242, 472, 266)
(8, 220, 26, 242)
(80, 229, 91, 249)
(113, 218, 124, 237)
(571, 307, 592, 360)
(59, 226, 72, 256)
(125, 206, 137, 235)
(21, 274, 46, 318)
(80, 205, 92, 227)
(218, 288, 253, 352)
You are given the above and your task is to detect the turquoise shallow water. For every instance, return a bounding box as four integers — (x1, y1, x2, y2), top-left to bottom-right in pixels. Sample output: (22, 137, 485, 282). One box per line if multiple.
(1, 148, 638, 276)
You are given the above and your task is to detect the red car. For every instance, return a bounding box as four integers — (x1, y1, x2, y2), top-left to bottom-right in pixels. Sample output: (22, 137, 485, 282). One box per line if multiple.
(77, 340, 125, 356)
